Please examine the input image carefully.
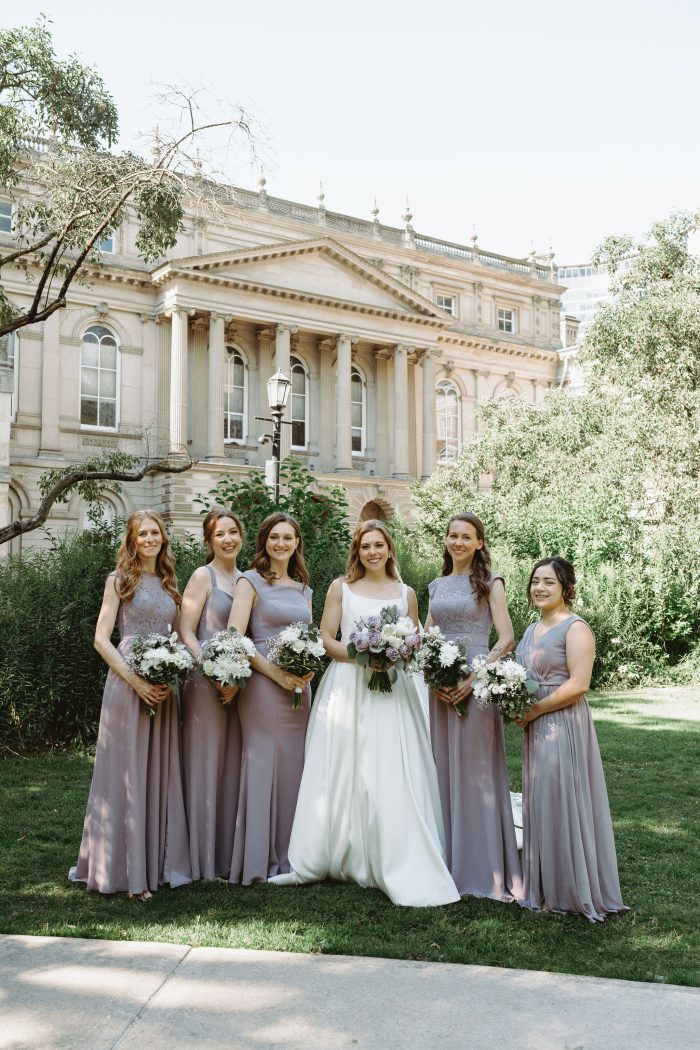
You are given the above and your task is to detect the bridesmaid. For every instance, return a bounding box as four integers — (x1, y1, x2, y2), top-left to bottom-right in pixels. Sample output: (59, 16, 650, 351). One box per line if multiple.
(180, 508, 244, 880)
(228, 512, 314, 885)
(426, 512, 523, 901)
(515, 556, 627, 921)
(69, 511, 191, 898)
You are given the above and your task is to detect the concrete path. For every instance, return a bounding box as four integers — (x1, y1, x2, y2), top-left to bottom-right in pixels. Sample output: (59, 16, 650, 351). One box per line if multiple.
(1, 934, 699, 1050)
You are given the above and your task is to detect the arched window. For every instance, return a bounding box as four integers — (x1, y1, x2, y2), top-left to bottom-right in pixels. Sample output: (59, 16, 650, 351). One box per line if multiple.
(436, 379, 461, 464)
(290, 355, 308, 449)
(224, 346, 247, 443)
(351, 365, 366, 455)
(80, 325, 118, 429)
(0, 331, 18, 421)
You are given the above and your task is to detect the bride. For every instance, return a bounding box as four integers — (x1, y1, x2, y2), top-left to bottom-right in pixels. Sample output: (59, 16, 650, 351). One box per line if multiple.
(270, 521, 460, 907)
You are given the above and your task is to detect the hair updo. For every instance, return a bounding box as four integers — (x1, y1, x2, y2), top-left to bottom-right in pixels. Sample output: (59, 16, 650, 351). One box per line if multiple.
(527, 556, 576, 608)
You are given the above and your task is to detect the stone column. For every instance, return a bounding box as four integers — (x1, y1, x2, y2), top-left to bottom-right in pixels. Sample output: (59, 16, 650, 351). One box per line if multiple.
(374, 349, 391, 477)
(318, 338, 334, 471)
(207, 312, 225, 459)
(335, 333, 352, 472)
(392, 344, 410, 478)
(275, 323, 294, 460)
(169, 307, 188, 453)
(421, 350, 437, 479)
(255, 327, 274, 451)
(140, 315, 158, 455)
(39, 311, 61, 455)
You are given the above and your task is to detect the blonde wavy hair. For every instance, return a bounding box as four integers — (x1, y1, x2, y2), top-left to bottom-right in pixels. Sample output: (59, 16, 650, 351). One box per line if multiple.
(115, 510, 181, 605)
(345, 520, 401, 584)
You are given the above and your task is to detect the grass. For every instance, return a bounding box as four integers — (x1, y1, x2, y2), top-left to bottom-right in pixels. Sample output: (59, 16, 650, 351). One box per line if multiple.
(0, 687, 698, 986)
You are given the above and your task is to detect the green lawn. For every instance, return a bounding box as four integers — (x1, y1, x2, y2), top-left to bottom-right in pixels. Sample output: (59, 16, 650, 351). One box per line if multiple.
(1, 688, 698, 986)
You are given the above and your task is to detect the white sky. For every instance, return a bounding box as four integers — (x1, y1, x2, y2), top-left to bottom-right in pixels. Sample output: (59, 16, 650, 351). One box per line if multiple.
(7, 0, 700, 263)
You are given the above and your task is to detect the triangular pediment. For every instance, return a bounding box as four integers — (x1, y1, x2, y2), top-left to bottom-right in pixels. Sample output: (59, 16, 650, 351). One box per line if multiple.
(155, 238, 446, 319)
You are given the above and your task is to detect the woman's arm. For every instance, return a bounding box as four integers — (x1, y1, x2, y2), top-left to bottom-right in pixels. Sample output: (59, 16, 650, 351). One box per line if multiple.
(228, 576, 309, 690)
(486, 579, 515, 661)
(94, 576, 169, 708)
(320, 579, 349, 662)
(520, 621, 595, 724)
(406, 587, 420, 629)
(179, 567, 210, 661)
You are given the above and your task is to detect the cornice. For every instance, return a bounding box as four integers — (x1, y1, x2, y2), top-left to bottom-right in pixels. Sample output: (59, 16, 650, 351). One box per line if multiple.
(438, 332, 559, 363)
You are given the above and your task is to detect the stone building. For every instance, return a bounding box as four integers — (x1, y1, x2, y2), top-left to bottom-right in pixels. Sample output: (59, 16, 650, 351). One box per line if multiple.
(0, 182, 564, 553)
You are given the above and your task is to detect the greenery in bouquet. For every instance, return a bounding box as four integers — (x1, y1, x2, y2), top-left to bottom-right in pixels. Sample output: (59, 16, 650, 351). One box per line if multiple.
(266, 622, 326, 708)
(125, 632, 194, 716)
(418, 626, 472, 716)
(471, 657, 539, 721)
(198, 629, 258, 694)
(347, 604, 421, 693)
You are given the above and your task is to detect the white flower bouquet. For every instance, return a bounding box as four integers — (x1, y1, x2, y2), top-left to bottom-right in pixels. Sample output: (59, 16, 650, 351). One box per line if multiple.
(347, 604, 422, 693)
(126, 631, 195, 716)
(418, 626, 472, 716)
(198, 628, 258, 696)
(266, 622, 326, 708)
(471, 656, 539, 721)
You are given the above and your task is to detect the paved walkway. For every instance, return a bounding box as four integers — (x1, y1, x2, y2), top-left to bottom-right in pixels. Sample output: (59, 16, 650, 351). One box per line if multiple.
(1, 934, 698, 1050)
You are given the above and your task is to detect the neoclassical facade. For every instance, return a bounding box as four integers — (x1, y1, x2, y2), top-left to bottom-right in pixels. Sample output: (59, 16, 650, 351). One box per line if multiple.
(0, 182, 564, 551)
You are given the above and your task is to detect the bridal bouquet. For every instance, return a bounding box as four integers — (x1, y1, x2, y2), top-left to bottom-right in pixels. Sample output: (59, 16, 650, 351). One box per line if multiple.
(266, 622, 326, 708)
(126, 631, 195, 716)
(471, 657, 539, 721)
(347, 604, 422, 693)
(418, 626, 472, 716)
(199, 629, 258, 695)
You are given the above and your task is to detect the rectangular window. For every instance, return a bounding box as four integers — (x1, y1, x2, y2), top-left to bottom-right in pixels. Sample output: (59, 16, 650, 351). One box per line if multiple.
(436, 293, 456, 316)
(497, 308, 514, 333)
(99, 232, 114, 253)
(0, 202, 13, 233)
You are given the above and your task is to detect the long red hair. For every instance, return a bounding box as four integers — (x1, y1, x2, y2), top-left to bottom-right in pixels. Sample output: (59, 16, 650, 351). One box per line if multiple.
(345, 520, 401, 583)
(115, 510, 180, 605)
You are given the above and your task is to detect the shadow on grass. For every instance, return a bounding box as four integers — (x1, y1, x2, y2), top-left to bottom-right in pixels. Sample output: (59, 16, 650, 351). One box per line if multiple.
(1, 697, 699, 988)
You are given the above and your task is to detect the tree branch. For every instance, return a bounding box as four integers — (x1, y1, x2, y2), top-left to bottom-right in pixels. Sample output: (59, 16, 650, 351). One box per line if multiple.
(0, 454, 193, 546)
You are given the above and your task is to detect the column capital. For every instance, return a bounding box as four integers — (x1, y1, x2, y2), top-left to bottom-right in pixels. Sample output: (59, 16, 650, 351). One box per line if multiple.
(393, 343, 410, 355)
(318, 337, 335, 352)
(257, 326, 275, 342)
(276, 322, 297, 336)
(374, 347, 392, 361)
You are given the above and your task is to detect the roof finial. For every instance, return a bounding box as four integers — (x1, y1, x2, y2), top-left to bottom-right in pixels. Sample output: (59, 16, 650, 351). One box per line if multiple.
(258, 169, 268, 208)
(371, 197, 380, 222)
(402, 197, 413, 228)
(317, 180, 326, 223)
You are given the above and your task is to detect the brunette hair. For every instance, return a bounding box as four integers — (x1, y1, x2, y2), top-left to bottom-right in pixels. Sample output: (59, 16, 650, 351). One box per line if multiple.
(442, 513, 492, 606)
(202, 507, 245, 564)
(527, 557, 577, 608)
(251, 512, 309, 586)
(345, 520, 401, 584)
(114, 510, 180, 605)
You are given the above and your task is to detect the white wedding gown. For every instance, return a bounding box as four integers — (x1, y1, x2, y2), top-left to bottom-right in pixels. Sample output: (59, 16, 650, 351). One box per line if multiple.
(269, 583, 460, 907)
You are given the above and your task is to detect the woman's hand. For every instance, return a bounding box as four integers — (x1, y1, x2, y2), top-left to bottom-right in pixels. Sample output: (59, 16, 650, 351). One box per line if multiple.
(514, 702, 542, 728)
(215, 681, 239, 706)
(270, 666, 311, 692)
(432, 686, 456, 705)
(130, 675, 170, 707)
(450, 673, 475, 705)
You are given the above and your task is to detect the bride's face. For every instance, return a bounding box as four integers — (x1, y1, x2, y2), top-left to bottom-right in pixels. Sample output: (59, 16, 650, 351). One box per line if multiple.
(358, 529, 390, 573)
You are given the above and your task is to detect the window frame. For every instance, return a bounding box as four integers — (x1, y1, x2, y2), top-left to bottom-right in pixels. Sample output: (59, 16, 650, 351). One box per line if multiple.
(98, 231, 115, 254)
(0, 201, 13, 234)
(497, 306, 516, 334)
(350, 363, 366, 456)
(0, 331, 19, 421)
(224, 345, 248, 445)
(435, 377, 461, 465)
(290, 354, 309, 451)
(79, 325, 120, 432)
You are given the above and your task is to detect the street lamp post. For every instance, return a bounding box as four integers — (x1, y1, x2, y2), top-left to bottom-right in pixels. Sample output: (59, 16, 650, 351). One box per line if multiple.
(256, 369, 292, 504)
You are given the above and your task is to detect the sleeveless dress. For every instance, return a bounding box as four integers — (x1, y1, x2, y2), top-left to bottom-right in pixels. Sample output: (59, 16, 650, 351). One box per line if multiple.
(229, 569, 313, 885)
(270, 583, 460, 907)
(428, 573, 523, 901)
(182, 565, 241, 880)
(69, 574, 192, 894)
(516, 615, 627, 921)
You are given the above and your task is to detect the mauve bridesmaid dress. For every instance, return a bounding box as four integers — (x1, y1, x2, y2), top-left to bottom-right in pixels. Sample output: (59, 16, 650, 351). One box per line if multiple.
(516, 615, 627, 921)
(428, 573, 523, 901)
(229, 569, 312, 885)
(182, 564, 241, 880)
(69, 573, 192, 894)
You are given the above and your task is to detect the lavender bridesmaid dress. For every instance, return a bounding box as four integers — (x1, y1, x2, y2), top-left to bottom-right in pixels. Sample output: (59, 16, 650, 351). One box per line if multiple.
(229, 570, 312, 885)
(69, 573, 192, 894)
(182, 565, 241, 880)
(516, 615, 627, 921)
(428, 573, 523, 901)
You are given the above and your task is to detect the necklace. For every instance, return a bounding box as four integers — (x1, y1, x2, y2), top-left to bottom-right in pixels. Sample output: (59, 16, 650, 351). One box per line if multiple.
(214, 564, 238, 588)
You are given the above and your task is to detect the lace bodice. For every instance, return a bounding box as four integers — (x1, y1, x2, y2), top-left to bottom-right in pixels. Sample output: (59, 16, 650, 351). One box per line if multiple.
(339, 581, 408, 645)
(113, 573, 178, 640)
(427, 573, 502, 647)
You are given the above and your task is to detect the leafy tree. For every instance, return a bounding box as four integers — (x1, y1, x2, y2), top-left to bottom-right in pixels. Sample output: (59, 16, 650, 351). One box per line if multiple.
(0, 17, 255, 336)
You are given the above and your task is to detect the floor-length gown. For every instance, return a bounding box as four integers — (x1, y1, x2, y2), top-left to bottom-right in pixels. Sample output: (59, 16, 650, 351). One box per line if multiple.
(270, 583, 460, 907)
(182, 565, 241, 880)
(229, 570, 312, 885)
(428, 573, 523, 901)
(516, 615, 627, 921)
(69, 573, 192, 894)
